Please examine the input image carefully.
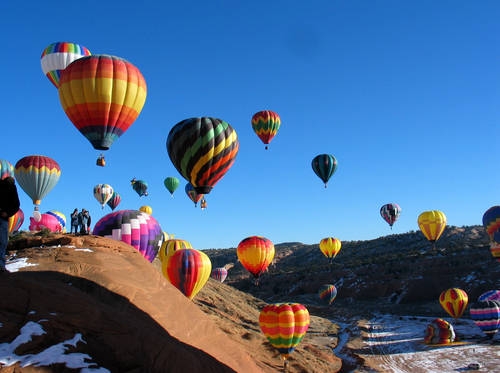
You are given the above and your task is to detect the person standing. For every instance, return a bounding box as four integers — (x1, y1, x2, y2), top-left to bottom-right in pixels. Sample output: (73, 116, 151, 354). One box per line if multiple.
(0, 176, 20, 272)
(79, 209, 88, 235)
(70, 208, 79, 234)
(85, 210, 91, 234)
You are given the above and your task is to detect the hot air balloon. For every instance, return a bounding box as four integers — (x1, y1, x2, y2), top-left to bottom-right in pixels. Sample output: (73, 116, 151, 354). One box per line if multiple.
(29, 211, 65, 232)
(93, 184, 114, 209)
(93, 210, 163, 263)
(469, 300, 500, 338)
(319, 237, 342, 264)
(0, 159, 14, 180)
(8, 208, 24, 234)
(478, 290, 500, 302)
(162, 248, 212, 300)
(439, 288, 468, 319)
(14, 155, 61, 211)
(236, 236, 275, 285)
(318, 284, 338, 306)
(424, 318, 455, 345)
(418, 210, 447, 249)
(139, 205, 152, 215)
(46, 210, 66, 231)
(158, 238, 192, 263)
(131, 178, 148, 197)
(166, 117, 239, 194)
(251, 110, 281, 150)
(259, 303, 310, 369)
(40, 42, 91, 88)
(311, 154, 337, 188)
(211, 267, 228, 283)
(106, 191, 121, 211)
(164, 176, 180, 197)
(58, 54, 147, 165)
(185, 183, 204, 207)
(482, 206, 500, 243)
(380, 203, 402, 229)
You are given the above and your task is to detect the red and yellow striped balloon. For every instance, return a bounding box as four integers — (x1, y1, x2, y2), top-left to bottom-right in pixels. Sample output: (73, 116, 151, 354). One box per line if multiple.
(236, 236, 275, 282)
(251, 110, 281, 149)
(439, 288, 468, 319)
(58, 55, 147, 153)
(319, 237, 342, 263)
(259, 303, 310, 361)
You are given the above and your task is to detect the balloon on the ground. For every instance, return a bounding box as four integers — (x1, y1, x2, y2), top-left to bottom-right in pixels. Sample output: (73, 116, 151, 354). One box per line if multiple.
(92, 210, 163, 262)
(380, 203, 402, 229)
(139, 205, 152, 215)
(162, 248, 212, 300)
(259, 303, 310, 364)
(40, 42, 91, 88)
(211, 267, 228, 283)
(131, 178, 148, 197)
(164, 177, 180, 196)
(424, 318, 455, 344)
(106, 191, 121, 211)
(319, 237, 342, 263)
(418, 210, 447, 247)
(58, 55, 147, 163)
(318, 284, 338, 305)
(46, 210, 66, 231)
(439, 288, 468, 319)
(29, 211, 65, 232)
(14, 155, 61, 209)
(0, 159, 14, 180)
(311, 154, 337, 188)
(93, 184, 114, 209)
(158, 238, 192, 262)
(478, 290, 500, 302)
(237, 236, 275, 284)
(251, 110, 281, 149)
(166, 117, 239, 194)
(469, 300, 500, 338)
(8, 208, 24, 233)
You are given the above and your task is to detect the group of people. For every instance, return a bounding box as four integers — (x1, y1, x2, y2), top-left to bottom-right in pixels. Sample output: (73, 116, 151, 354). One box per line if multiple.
(70, 208, 92, 235)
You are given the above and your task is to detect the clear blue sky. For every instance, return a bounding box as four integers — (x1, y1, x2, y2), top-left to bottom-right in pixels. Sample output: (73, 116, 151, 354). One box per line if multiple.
(2, 1, 499, 250)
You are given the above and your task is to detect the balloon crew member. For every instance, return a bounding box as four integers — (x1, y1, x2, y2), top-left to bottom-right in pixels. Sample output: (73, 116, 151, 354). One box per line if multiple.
(79, 209, 89, 235)
(85, 210, 91, 234)
(0, 176, 20, 272)
(70, 208, 79, 234)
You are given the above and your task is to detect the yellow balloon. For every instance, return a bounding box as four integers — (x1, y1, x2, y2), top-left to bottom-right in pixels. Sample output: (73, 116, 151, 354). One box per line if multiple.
(319, 237, 341, 263)
(439, 288, 468, 319)
(139, 205, 152, 215)
(418, 210, 447, 243)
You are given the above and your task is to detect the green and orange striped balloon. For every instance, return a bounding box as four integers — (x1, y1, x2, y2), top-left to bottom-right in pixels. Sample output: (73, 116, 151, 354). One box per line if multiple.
(58, 54, 147, 152)
(259, 303, 310, 361)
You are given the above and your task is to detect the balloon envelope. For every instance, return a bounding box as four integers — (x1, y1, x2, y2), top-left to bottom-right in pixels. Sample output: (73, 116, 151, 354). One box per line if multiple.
(14, 155, 61, 208)
(469, 300, 500, 337)
(106, 191, 121, 211)
(139, 205, 152, 215)
(166, 117, 239, 194)
(380, 203, 402, 228)
(251, 110, 281, 149)
(8, 208, 24, 233)
(482, 206, 500, 242)
(318, 284, 338, 305)
(0, 159, 14, 180)
(164, 177, 180, 196)
(185, 183, 203, 206)
(439, 288, 468, 319)
(158, 238, 192, 262)
(424, 318, 455, 345)
(211, 267, 228, 283)
(93, 184, 114, 208)
(319, 237, 341, 263)
(237, 236, 275, 282)
(93, 210, 163, 262)
(131, 178, 148, 197)
(311, 154, 337, 187)
(478, 290, 500, 302)
(418, 210, 447, 243)
(29, 211, 65, 232)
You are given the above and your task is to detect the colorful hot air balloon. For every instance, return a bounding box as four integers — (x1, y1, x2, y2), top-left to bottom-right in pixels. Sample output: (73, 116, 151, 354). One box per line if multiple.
(236, 236, 275, 285)
(424, 318, 455, 345)
(380, 203, 402, 229)
(318, 284, 338, 306)
(311, 154, 337, 188)
(93, 184, 114, 209)
(8, 208, 24, 234)
(490, 242, 500, 263)
(29, 211, 65, 233)
(106, 191, 121, 211)
(469, 300, 500, 338)
(164, 176, 180, 196)
(166, 117, 239, 194)
(259, 303, 310, 368)
(131, 178, 148, 197)
(478, 290, 500, 302)
(162, 248, 212, 300)
(418, 210, 447, 249)
(439, 288, 468, 319)
(139, 205, 152, 215)
(251, 110, 281, 150)
(46, 210, 66, 231)
(58, 55, 147, 164)
(14, 155, 61, 210)
(185, 183, 204, 207)
(319, 237, 342, 264)
(40, 42, 91, 88)
(0, 159, 14, 180)
(482, 206, 500, 243)
(211, 267, 228, 283)
(158, 238, 192, 263)
(93, 210, 163, 262)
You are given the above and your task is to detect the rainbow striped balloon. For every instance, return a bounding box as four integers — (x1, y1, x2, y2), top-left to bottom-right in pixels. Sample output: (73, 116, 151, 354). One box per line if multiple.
(259, 303, 310, 361)
(251, 110, 281, 149)
(318, 284, 338, 305)
(41, 42, 91, 88)
(439, 288, 468, 319)
(8, 208, 24, 233)
(0, 159, 14, 180)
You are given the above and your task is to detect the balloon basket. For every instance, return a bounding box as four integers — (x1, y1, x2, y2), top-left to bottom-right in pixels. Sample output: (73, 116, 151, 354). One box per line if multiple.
(96, 155, 105, 167)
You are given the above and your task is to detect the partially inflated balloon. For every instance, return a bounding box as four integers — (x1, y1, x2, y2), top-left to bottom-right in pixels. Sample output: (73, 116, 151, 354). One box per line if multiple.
(166, 117, 239, 194)
(0, 159, 14, 180)
(311, 154, 337, 188)
(106, 191, 121, 211)
(424, 318, 455, 345)
(29, 211, 65, 232)
(380, 203, 402, 229)
(164, 177, 180, 196)
(139, 205, 152, 215)
(318, 284, 338, 305)
(93, 210, 162, 262)
(93, 184, 114, 209)
(163, 248, 212, 300)
(40, 42, 91, 88)
(439, 288, 468, 319)
(158, 238, 192, 262)
(8, 208, 24, 234)
(251, 110, 281, 149)
(211, 267, 228, 283)
(418, 210, 447, 247)
(259, 303, 310, 364)
(237, 236, 275, 284)
(58, 55, 147, 161)
(319, 237, 341, 263)
(46, 210, 66, 231)
(14, 155, 61, 209)
(469, 300, 500, 338)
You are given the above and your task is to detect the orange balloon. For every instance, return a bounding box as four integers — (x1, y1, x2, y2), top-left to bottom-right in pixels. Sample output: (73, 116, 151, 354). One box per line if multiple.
(236, 236, 275, 284)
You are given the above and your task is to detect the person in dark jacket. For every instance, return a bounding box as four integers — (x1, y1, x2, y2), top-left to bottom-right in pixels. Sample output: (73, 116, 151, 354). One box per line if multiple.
(70, 208, 79, 234)
(0, 176, 20, 272)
